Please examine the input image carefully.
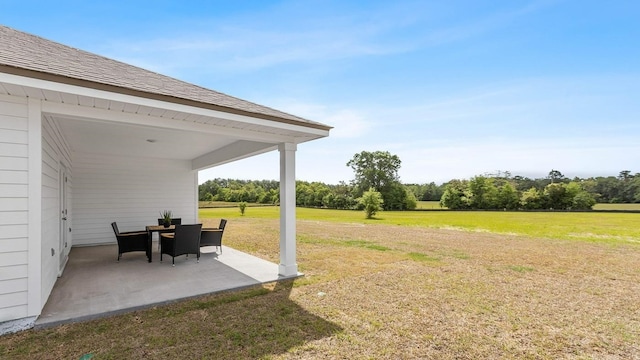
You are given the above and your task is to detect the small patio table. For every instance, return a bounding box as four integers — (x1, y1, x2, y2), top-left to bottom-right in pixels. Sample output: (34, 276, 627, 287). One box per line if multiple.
(145, 224, 175, 262)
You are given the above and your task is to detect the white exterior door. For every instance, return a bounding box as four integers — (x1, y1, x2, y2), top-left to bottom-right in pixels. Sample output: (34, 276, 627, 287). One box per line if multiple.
(59, 163, 70, 274)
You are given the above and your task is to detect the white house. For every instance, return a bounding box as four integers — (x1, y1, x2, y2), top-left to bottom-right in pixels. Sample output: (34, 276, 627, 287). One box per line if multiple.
(0, 25, 331, 332)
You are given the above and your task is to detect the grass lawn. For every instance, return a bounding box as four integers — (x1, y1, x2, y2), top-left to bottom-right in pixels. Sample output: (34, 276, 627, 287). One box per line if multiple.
(202, 206, 640, 244)
(593, 203, 640, 211)
(1, 208, 639, 359)
(416, 200, 445, 209)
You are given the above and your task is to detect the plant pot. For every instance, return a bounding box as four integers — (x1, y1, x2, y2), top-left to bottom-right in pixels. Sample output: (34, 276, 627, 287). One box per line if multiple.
(163, 222, 170, 228)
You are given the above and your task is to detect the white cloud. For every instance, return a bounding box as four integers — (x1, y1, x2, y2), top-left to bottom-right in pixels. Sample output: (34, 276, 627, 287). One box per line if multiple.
(256, 98, 374, 139)
(396, 136, 640, 184)
(97, 0, 554, 75)
(323, 110, 371, 138)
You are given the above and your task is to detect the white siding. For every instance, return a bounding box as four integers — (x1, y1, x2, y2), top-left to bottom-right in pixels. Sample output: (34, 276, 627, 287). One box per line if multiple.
(0, 94, 29, 322)
(73, 152, 196, 245)
(40, 115, 72, 304)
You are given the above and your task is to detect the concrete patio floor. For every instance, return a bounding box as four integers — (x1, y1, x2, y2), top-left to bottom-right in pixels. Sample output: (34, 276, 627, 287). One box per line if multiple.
(35, 242, 294, 329)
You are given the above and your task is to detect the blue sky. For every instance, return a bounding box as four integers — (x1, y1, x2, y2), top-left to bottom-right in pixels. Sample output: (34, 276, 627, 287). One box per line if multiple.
(3, 1, 639, 184)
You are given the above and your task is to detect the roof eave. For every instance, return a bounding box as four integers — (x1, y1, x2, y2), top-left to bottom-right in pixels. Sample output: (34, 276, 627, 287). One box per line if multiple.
(0, 64, 333, 132)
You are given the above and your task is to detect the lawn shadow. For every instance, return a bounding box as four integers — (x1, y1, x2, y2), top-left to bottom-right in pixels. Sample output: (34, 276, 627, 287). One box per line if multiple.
(0, 279, 342, 359)
(194, 279, 342, 359)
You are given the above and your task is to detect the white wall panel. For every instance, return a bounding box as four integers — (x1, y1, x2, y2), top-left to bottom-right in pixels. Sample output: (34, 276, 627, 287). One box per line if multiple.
(0, 238, 27, 252)
(0, 95, 28, 319)
(0, 305, 27, 323)
(72, 152, 197, 245)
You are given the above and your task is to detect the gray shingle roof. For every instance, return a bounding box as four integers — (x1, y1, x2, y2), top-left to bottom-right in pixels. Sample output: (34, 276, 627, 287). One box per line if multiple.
(0, 25, 330, 130)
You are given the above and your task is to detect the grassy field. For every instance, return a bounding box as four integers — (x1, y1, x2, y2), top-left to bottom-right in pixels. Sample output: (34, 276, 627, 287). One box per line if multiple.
(593, 202, 640, 210)
(201, 206, 640, 244)
(1, 209, 639, 359)
(416, 200, 445, 209)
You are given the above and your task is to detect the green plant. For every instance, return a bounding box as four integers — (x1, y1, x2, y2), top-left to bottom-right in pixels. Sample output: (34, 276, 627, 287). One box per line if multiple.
(239, 202, 247, 216)
(160, 210, 173, 225)
(359, 188, 383, 219)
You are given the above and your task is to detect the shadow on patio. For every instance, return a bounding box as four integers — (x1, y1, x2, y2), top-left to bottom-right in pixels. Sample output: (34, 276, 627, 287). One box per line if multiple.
(36, 242, 295, 328)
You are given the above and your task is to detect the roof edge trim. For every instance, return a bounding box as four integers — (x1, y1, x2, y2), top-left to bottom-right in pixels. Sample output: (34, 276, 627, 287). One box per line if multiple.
(0, 64, 333, 131)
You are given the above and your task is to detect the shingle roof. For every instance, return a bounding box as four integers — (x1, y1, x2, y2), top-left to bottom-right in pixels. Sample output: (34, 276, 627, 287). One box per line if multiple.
(0, 25, 330, 130)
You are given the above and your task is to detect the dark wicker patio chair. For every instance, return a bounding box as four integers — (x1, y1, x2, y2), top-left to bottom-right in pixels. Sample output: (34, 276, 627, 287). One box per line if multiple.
(160, 224, 202, 266)
(200, 219, 227, 254)
(155, 218, 181, 250)
(111, 222, 149, 262)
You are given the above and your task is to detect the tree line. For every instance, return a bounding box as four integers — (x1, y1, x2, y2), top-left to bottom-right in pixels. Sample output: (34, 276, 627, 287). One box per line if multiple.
(440, 174, 596, 210)
(440, 170, 640, 210)
(199, 151, 417, 211)
(198, 151, 639, 211)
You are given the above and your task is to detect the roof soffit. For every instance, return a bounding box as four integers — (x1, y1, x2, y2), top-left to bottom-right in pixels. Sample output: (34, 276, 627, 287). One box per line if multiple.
(0, 72, 329, 143)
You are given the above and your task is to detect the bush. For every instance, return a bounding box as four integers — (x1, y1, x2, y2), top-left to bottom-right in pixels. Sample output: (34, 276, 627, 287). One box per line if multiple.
(572, 192, 596, 210)
(359, 188, 384, 219)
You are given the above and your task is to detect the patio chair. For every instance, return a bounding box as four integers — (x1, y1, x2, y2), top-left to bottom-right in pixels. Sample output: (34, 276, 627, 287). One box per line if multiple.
(155, 217, 181, 250)
(160, 224, 202, 266)
(111, 222, 150, 262)
(200, 219, 227, 254)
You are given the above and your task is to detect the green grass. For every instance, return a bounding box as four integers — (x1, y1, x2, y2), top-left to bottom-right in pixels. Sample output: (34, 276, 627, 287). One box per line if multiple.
(407, 252, 441, 263)
(593, 203, 640, 210)
(199, 201, 276, 208)
(416, 200, 446, 209)
(3, 208, 639, 359)
(200, 206, 640, 244)
(507, 265, 535, 273)
(201, 200, 640, 211)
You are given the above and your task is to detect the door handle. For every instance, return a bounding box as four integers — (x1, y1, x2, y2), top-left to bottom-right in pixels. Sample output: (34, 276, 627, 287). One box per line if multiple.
(62, 217, 67, 221)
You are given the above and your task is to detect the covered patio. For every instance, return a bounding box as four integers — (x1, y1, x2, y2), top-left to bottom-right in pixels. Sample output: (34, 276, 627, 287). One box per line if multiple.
(35, 242, 290, 328)
(0, 25, 331, 333)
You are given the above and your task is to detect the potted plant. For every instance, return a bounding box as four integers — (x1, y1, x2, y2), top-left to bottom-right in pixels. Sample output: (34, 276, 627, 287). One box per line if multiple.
(160, 210, 172, 228)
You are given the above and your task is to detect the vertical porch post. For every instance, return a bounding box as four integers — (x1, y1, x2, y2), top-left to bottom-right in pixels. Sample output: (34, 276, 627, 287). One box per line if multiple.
(278, 143, 298, 277)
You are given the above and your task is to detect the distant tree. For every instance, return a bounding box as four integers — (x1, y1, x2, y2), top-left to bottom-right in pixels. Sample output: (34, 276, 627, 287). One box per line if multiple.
(633, 176, 640, 203)
(404, 189, 418, 210)
(512, 175, 540, 192)
(405, 182, 444, 201)
(347, 151, 401, 193)
(520, 188, 543, 210)
(359, 188, 384, 219)
(347, 150, 404, 210)
(496, 182, 520, 210)
(468, 176, 499, 209)
(617, 170, 639, 203)
(198, 179, 221, 201)
(383, 182, 417, 210)
(425, 182, 446, 201)
(618, 170, 632, 181)
(548, 169, 566, 184)
(440, 180, 470, 210)
(323, 181, 358, 209)
(572, 192, 596, 210)
(543, 183, 570, 209)
(593, 176, 620, 203)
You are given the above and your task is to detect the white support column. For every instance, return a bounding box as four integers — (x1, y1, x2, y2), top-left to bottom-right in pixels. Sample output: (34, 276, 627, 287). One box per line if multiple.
(278, 143, 298, 277)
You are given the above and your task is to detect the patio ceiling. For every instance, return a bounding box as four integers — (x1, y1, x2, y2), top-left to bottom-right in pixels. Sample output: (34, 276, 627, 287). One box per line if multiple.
(53, 115, 238, 161)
